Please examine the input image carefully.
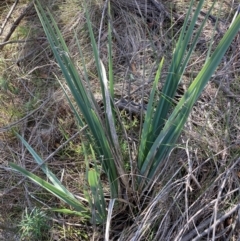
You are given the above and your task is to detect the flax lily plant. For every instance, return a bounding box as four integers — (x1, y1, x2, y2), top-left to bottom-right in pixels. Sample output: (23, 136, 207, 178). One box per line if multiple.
(10, 0, 240, 227)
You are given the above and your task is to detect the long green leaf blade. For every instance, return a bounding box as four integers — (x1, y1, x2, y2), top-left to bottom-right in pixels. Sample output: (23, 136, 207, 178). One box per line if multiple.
(142, 13, 240, 180)
(16, 133, 75, 198)
(138, 58, 164, 169)
(10, 163, 89, 217)
(34, 0, 119, 197)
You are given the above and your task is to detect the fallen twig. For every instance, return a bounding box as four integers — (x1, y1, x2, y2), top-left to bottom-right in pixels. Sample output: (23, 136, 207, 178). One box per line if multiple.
(0, 1, 34, 50)
(0, 0, 19, 35)
(212, 78, 240, 102)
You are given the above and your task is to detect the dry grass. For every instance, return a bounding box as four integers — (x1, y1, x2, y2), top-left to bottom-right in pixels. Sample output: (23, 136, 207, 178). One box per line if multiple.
(0, 0, 240, 240)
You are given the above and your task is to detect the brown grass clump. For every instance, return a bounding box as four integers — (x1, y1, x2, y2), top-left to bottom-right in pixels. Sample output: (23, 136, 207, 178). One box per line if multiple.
(0, 0, 240, 240)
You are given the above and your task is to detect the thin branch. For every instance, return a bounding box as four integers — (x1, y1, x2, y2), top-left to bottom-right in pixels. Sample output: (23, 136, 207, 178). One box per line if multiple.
(192, 204, 240, 241)
(212, 78, 240, 102)
(0, 98, 50, 133)
(0, 0, 19, 35)
(0, 1, 35, 50)
(0, 37, 46, 48)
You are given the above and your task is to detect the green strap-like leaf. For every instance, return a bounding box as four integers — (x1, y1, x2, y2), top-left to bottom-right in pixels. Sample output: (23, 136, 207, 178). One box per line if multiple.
(10, 162, 89, 217)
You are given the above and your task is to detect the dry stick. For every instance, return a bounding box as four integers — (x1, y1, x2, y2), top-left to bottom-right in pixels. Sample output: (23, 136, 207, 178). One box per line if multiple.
(191, 204, 240, 241)
(212, 169, 229, 240)
(0, 38, 44, 48)
(212, 78, 240, 102)
(181, 215, 223, 241)
(0, 98, 50, 133)
(180, 188, 240, 241)
(0, 1, 34, 50)
(179, 159, 240, 241)
(0, 0, 19, 35)
(97, 0, 108, 54)
(175, 158, 240, 240)
(13, 38, 48, 66)
(1, 126, 87, 197)
(179, 158, 201, 189)
(150, 0, 171, 19)
(185, 140, 192, 222)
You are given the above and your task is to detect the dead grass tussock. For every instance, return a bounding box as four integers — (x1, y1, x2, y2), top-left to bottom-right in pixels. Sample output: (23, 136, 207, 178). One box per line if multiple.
(0, 0, 240, 240)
